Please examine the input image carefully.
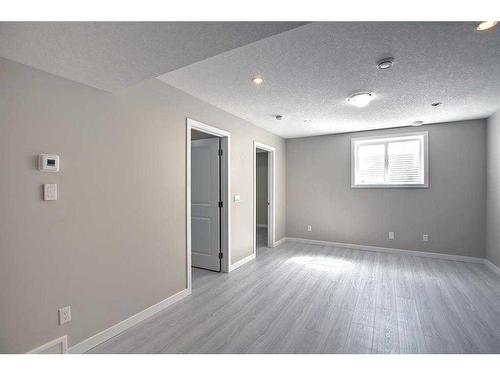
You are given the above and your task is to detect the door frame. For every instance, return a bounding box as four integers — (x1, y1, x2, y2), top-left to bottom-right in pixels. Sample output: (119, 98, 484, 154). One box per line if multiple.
(253, 141, 276, 254)
(187, 118, 231, 291)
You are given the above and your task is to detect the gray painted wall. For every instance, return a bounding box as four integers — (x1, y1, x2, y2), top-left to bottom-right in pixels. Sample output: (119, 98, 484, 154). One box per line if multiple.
(486, 111, 500, 268)
(0, 57, 286, 353)
(286, 120, 486, 257)
(256, 152, 268, 225)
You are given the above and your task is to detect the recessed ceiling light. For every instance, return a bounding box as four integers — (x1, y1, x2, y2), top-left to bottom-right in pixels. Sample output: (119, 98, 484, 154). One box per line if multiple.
(303, 119, 312, 124)
(346, 92, 375, 107)
(376, 57, 394, 70)
(475, 21, 498, 31)
(251, 76, 264, 85)
(431, 102, 442, 107)
(275, 114, 284, 120)
(412, 121, 424, 126)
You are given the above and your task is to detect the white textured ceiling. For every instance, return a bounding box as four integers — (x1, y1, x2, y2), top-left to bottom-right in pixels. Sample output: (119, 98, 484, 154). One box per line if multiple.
(159, 22, 500, 138)
(0, 22, 305, 92)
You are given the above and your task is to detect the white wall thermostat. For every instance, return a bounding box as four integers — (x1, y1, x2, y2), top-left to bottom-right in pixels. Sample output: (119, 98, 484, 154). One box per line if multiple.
(43, 184, 58, 201)
(38, 154, 60, 172)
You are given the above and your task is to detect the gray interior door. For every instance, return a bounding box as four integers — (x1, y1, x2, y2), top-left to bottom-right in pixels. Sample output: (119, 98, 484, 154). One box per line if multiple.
(191, 137, 221, 271)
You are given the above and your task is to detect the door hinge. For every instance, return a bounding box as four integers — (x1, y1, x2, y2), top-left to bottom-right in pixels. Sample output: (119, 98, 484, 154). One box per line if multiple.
(218, 149, 223, 156)
(219, 252, 223, 259)
(218, 201, 223, 208)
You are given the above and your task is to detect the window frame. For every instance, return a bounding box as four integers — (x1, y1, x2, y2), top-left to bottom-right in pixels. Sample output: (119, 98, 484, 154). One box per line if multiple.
(351, 131, 429, 189)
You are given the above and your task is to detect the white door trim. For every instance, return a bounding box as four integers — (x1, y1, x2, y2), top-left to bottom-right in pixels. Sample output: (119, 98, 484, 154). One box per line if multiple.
(187, 118, 231, 282)
(253, 141, 276, 254)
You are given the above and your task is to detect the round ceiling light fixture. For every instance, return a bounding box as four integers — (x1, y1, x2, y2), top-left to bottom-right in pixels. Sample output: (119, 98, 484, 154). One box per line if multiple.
(475, 21, 498, 31)
(376, 57, 394, 70)
(275, 114, 284, 121)
(412, 120, 424, 126)
(431, 101, 442, 107)
(347, 92, 375, 107)
(303, 119, 312, 124)
(251, 76, 264, 85)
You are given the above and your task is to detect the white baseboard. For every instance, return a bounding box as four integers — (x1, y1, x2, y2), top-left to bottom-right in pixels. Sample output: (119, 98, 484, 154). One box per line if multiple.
(27, 335, 68, 354)
(273, 237, 287, 247)
(229, 253, 256, 272)
(285, 237, 484, 264)
(256, 224, 268, 228)
(67, 288, 191, 354)
(484, 259, 500, 276)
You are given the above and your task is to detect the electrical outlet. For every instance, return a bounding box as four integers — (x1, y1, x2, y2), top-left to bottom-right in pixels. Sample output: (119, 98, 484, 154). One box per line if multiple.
(58, 306, 71, 325)
(307, 225, 312, 232)
(422, 234, 429, 242)
(388, 231, 395, 240)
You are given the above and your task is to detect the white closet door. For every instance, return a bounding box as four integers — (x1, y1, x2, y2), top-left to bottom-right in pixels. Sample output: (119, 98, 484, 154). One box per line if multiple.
(191, 138, 221, 271)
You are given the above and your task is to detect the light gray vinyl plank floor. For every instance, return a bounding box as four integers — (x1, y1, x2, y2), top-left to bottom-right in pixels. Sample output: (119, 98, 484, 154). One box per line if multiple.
(89, 230, 500, 354)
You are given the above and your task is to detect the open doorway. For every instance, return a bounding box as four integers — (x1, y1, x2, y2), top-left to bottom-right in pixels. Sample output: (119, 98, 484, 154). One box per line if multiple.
(253, 141, 276, 256)
(187, 119, 230, 291)
(255, 149, 268, 249)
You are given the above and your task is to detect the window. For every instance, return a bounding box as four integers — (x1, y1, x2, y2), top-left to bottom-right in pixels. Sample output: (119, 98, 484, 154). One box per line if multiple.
(351, 132, 428, 188)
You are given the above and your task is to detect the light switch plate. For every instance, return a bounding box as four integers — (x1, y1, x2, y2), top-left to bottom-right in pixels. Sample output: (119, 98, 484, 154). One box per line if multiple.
(234, 195, 241, 203)
(43, 184, 57, 201)
(388, 231, 395, 240)
(58, 306, 71, 325)
(423, 234, 429, 242)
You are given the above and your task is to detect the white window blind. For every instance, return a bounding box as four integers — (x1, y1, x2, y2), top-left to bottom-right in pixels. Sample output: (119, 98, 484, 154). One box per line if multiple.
(351, 132, 428, 188)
